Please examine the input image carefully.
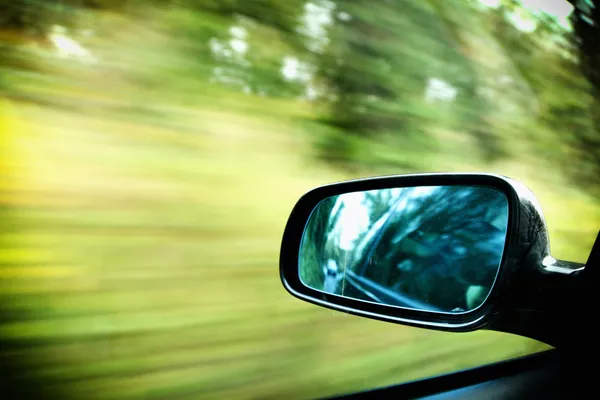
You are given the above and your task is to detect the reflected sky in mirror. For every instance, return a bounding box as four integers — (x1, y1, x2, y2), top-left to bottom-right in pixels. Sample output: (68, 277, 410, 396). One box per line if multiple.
(299, 186, 509, 313)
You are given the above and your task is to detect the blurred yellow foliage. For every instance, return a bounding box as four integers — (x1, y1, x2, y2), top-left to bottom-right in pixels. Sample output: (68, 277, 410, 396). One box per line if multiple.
(1, 100, 27, 192)
(0, 266, 77, 278)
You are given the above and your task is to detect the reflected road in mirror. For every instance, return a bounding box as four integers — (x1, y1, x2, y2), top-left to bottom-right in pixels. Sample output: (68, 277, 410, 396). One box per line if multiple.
(299, 186, 509, 313)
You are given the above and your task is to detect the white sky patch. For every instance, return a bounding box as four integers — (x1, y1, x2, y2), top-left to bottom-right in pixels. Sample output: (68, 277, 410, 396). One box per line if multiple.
(527, 0, 574, 31)
(229, 26, 247, 40)
(335, 192, 371, 251)
(281, 56, 321, 100)
(208, 25, 252, 90)
(286, 0, 337, 100)
(332, 186, 440, 252)
(521, 0, 573, 20)
(230, 38, 248, 54)
(506, 8, 538, 32)
(282, 56, 300, 80)
(338, 11, 352, 21)
(48, 25, 97, 64)
(210, 25, 249, 59)
(298, 0, 336, 53)
(412, 186, 438, 197)
(281, 56, 312, 82)
(305, 83, 318, 100)
(477, 0, 574, 31)
(478, 0, 501, 7)
(208, 25, 251, 88)
(425, 78, 458, 103)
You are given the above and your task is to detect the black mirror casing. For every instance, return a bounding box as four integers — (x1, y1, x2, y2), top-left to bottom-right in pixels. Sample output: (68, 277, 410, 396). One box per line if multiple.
(279, 173, 587, 346)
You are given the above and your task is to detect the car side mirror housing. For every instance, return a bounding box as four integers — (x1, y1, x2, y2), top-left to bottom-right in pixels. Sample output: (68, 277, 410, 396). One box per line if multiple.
(279, 173, 590, 347)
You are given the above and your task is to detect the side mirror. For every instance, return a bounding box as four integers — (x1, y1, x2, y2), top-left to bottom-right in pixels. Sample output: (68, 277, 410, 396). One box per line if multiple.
(280, 173, 588, 347)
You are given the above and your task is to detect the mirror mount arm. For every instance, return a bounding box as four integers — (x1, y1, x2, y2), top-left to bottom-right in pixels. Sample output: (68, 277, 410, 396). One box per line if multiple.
(486, 263, 587, 348)
(487, 228, 598, 348)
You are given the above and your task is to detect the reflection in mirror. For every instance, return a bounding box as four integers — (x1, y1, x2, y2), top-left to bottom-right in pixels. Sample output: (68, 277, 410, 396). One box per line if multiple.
(299, 186, 509, 313)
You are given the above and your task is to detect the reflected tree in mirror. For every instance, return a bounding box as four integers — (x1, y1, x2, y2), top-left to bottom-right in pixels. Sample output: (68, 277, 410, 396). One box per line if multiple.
(299, 186, 509, 313)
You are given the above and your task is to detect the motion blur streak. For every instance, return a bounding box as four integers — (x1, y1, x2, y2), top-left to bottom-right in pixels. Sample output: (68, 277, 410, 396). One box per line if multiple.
(1, 0, 599, 399)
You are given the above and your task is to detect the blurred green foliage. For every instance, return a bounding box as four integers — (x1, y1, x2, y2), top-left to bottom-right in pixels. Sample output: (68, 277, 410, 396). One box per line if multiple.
(1, 0, 599, 399)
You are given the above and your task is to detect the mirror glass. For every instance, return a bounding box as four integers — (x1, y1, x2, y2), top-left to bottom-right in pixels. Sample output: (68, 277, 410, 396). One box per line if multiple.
(299, 186, 509, 313)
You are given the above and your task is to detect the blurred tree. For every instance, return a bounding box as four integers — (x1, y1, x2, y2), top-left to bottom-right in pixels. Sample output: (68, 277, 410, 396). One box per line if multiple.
(159, 0, 308, 97)
(0, 0, 93, 34)
(476, 0, 600, 195)
(185, 0, 305, 36)
(1, 0, 598, 192)
(1, 0, 49, 35)
(569, 0, 600, 193)
(314, 0, 434, 167)
(571, 0, 600, 97)
(426, 0, 506, 162)
(314, 0, 514, 168)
